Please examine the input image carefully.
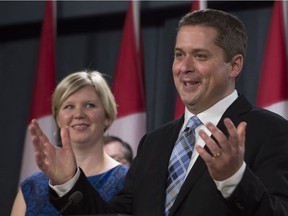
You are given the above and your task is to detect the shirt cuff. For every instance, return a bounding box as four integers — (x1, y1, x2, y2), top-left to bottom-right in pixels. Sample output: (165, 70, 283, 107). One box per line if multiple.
(49, 167, 81, 197)
(214, 162, 246, 198)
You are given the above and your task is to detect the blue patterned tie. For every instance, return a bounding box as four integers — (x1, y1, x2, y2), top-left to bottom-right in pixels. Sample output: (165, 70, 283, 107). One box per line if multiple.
(165, 116, 202, 216)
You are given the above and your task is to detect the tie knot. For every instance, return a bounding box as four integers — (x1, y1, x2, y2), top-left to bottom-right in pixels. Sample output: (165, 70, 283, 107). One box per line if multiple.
(186, 116, 202, 131)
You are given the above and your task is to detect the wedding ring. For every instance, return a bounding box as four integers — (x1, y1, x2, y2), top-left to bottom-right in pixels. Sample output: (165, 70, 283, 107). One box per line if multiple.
(213, 150, 222, 158)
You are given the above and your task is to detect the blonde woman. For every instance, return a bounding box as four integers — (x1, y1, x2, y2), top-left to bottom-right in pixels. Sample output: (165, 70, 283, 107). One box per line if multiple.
(11, 71, 128, 215)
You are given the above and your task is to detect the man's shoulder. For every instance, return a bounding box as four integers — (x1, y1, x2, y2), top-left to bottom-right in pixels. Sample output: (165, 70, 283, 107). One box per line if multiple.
(245, 106, 288, 125)
(148, 118, 183, 135)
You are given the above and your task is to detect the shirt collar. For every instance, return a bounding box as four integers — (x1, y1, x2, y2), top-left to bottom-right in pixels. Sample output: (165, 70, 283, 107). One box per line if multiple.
(183, 90, 238, 130)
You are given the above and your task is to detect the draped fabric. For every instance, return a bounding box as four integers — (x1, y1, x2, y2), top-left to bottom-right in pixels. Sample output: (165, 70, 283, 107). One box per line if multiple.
(256, 0, 288, 119)
(109, 0, 146, 156)
(19, 0, 57, 183)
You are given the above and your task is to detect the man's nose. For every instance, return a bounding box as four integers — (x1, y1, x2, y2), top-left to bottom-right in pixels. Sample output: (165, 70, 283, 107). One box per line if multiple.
(180, 56, 195, 73)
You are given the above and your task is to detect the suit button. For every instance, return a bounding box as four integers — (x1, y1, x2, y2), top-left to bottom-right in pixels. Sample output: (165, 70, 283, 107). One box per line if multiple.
(233, 199, 245, 210)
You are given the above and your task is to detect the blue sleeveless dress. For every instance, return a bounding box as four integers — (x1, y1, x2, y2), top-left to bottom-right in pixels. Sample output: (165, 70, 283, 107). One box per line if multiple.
(21, 164, 128, 216)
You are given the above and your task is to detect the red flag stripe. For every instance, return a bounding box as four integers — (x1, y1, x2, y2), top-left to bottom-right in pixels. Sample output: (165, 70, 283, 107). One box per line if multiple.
(29, 0, 56, 120)
(112, 0, 145, 118)
(284, 1, 288, 60)
(109, 0, 146, 155)
(257, 0, 288, 108)
(20, 0, 57, 182)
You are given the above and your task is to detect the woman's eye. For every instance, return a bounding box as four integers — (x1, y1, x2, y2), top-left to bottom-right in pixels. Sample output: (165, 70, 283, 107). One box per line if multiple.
(86, 103, 96, 108)
(63, 104, 73, 109)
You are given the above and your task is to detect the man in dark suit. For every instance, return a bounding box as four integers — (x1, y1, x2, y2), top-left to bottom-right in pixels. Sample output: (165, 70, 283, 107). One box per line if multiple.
(30, 9, 288, 216)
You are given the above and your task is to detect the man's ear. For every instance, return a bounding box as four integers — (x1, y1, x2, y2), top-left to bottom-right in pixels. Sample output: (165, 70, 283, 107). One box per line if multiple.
(230, 54, 243, 78)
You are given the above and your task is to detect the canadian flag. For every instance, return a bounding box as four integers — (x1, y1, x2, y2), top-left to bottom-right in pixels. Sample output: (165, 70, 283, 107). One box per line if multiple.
(108, 0, 146, 156)
(19, 0, 57, 182)
(174, 0, 207, 119)
(256, 0, 288, 119)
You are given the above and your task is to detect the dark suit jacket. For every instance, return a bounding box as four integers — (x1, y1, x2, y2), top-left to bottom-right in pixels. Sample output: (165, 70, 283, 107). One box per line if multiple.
(50, 95, 288, 216)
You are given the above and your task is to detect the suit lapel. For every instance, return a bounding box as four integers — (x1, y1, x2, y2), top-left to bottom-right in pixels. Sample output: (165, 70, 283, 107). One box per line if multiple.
(217, 94, 252, 135)
(156, 117, 185, 214)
